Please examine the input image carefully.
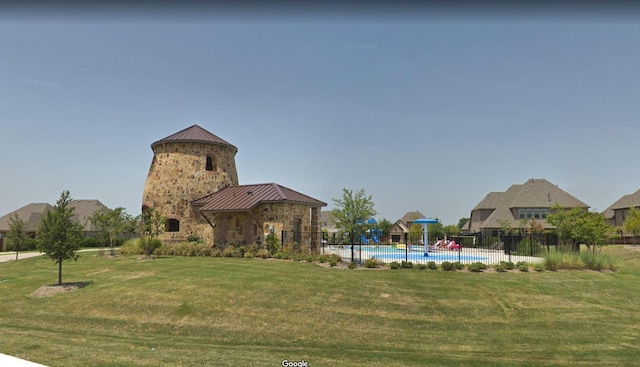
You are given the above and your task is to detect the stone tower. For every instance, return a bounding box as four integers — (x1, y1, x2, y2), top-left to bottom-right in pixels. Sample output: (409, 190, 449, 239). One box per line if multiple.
(142, 125, 239, 242)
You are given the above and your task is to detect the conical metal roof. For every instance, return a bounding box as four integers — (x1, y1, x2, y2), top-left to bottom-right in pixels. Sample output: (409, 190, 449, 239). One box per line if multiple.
(151, 125, 237, 152)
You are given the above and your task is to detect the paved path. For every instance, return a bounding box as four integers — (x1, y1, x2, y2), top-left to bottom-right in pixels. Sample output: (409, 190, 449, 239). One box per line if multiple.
(0, 249, 101, 263)
(0, 251, 44, 263)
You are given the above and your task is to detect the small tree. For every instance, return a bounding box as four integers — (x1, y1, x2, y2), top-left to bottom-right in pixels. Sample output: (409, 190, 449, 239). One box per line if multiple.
(6, 214, 32, 260)
(377, 218, 393, 242)
(139, 207, 165, 257)
(331, 188, 377, 245)
(36, 190, 85, 285)
(623, 207, 640, 244)
(444, 224, 461, 238)
(91, 207, 137, 256)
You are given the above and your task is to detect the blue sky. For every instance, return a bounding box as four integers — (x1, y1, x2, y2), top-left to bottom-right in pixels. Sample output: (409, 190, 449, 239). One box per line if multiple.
(2, 4, 640, 225)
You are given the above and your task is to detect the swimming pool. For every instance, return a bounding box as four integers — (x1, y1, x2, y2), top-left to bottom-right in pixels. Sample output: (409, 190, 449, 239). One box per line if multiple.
(326, 245, 489, 263)
(370, 252, 488, 263)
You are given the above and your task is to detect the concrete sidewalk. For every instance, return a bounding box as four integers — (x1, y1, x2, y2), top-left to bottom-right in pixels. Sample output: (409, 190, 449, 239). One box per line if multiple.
(0, 251, 44, 263)
(0, 249, 102, 264)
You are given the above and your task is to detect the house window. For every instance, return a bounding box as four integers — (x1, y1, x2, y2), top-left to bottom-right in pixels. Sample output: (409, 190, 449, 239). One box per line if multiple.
(533, 209, 540, 219)
(526, 209, 533, 219)
(518, 209, 525, 219)
(206, 155, 216, 171)
(541, 208, 548, 219)
(166, 219, 180, 232)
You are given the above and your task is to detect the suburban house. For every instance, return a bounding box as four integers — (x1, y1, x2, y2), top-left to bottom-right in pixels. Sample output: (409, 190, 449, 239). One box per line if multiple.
(603, 189, 640, 228)
(0, 200, 110, 250)
(142, 124, 326, 248)
(319, 211, 339, 236)
(389, 211, 426, 243)
(466, 178, 590, 235)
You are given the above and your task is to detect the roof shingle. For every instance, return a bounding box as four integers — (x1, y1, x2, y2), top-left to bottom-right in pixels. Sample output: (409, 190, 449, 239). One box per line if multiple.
(194, 183, 326, 212)
(151, 124, 237, 152)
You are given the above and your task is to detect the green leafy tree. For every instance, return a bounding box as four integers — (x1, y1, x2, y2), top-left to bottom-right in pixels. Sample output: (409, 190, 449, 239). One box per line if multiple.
(408, 223, 423, 244)
(139, 207, 165, 257)
(36, 190, 86, 285)
(547, 204, 614, 253)
(497, 219, 513, 236)
(427, 220, 445, 241)
(6, 214, 32, 260)
(91, 207, 137, 256)
(443, 224, 461, 238)
(623, 207, 640, 244)
(457, 217, 470, 230)
(331, 188, 377, 245)
(377, 218, 393, 242)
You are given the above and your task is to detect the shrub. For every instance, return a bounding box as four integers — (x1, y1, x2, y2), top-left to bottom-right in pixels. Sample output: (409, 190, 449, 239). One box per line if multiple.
(427, 261, 437, 270)
(534, 263, 545, 272)
(467, 262, 487, 272)
(441, 261, 455, 271)
(119, 238, 144, 255)
(390, 261, 401, 269)
(265, 233, 280, 255)
(517, 262, 529, 272)
(500, 261, 515, 270)
(318, 254, 329, 263)
(415, 263, 427, 270)
(140, 238, 161, 257)
(186, 234, 204, 244)
(348, 262, 356, 269)
(329, 254, 342, 264)
(329, 259, 338, 267)
(401, 261, 413, 269)
(256, 248, 271, 259)
(365, 257, 380, 268)
(494, 263, 507, 272)
(453, 262, 464, 270)
(222, 246, 242, 258)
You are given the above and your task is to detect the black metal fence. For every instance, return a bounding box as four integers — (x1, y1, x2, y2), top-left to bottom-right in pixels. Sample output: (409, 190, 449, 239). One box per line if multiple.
(278, 231, 560, 265)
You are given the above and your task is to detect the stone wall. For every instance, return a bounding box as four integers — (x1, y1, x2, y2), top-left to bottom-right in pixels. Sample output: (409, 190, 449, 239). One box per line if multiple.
(142, 141, 238, 242)
(202, 202, 320, 248)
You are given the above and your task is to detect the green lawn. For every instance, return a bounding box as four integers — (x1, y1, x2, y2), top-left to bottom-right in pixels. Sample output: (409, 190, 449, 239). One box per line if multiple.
(1, 246, 640, 366)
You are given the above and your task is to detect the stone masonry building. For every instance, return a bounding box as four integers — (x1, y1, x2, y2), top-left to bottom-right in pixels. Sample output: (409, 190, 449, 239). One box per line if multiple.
(142, 125, 326, 248)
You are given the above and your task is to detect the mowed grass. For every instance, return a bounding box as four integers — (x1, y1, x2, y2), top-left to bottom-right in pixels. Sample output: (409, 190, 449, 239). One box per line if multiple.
(1, 247, 640, 366)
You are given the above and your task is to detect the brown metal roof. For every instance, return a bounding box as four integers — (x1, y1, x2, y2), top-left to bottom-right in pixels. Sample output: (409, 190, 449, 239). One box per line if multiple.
(194, 183, 327, 212)
(151, 124, 237, 152)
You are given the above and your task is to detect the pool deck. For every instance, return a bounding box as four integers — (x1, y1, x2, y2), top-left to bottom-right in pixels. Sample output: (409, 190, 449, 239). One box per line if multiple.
(322, 246, 543, 265)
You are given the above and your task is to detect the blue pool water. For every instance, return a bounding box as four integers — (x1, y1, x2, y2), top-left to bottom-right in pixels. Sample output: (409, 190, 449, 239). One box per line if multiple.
(370, 252, 488, 262)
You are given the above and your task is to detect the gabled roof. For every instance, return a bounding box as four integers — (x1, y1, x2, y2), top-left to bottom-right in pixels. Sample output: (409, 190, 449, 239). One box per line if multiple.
(194, 183, 327, 212)
(392, 220, 409, 232)
(0, 203, 53, 232)
(603, 189, 640, 219)
(69, 200, 110, 231)
(151, 124, 237, 152)
(470, 178, 589, 231)
(0, 200, 111, 232)
(399, 211, 426, 225)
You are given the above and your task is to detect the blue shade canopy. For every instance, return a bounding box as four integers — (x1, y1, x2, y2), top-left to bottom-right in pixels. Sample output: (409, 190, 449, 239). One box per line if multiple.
(367, 218, 377, 225)
(414, 218, 438, 224)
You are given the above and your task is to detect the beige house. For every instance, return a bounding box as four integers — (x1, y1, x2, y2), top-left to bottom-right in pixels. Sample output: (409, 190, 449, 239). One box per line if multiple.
(388, 211, 426, 243)
(603, 189, 640, 228)
(0, 200, 110, 250)
(467, 178, 589, 235)
(142, 125, 326, 247)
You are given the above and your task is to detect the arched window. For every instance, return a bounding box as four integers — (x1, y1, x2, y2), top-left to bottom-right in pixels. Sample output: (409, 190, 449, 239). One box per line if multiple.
(166, 218, 180, 232)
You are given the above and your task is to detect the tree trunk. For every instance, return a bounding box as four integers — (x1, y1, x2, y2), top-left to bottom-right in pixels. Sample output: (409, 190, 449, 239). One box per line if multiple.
(58, 261, 63, 285)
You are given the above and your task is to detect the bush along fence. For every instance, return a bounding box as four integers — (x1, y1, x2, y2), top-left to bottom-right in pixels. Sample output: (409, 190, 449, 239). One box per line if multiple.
(311, 231, 560, 265)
